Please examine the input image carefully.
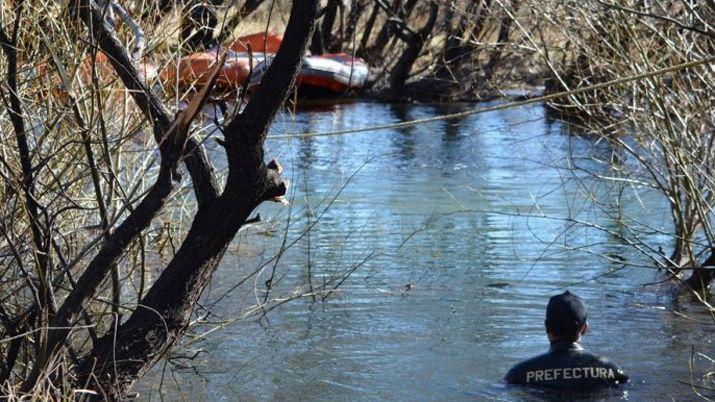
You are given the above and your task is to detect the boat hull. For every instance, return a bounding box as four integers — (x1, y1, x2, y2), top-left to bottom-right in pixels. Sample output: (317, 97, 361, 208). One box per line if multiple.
(249, 53, 369, 96)
(229, 32, 283, 54)
(160, 51, 263, 92)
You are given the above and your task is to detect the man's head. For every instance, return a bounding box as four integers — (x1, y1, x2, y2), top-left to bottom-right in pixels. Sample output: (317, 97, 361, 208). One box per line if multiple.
(544, 291, 588, 342)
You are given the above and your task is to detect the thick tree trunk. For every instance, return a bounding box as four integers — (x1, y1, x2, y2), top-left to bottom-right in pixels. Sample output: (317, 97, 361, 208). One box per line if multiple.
(684, 250, 715, 293)
(387, 1, 438, 98)
(19, 0, 226, 392)
(73, 1, 319, 398)
(357, 2, 379, 57)
(435, 1, 480, 81)
(75, 189, 261, 398)
(310, 0, 340, 55)
(344, 0, 367, 50)
(321, 0, 340, 51)
(483, 0, 520, 79)
(21, 23, 227, 400)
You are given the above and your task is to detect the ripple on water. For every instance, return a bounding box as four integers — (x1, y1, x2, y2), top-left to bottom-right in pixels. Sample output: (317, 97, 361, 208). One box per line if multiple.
(138, 102, 714, 402)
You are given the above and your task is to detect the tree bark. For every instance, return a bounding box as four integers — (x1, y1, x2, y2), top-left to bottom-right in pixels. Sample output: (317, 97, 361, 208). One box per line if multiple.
(344, 0, 367, 50)
(358, 2, 379, 57)
(73, 1, 319, 398)
(69, 0, 221, 208)
(684, 250, 715, 293)
(483, 0, 520, 79)
(19, 0, 225, 391)
(387, 1, 439, 98)
(435, 1, 481, 81)
(320, 0, 340, 52)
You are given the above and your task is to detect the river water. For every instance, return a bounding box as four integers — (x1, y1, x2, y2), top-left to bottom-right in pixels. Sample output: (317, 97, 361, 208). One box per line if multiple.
(138, 101, 714, 401)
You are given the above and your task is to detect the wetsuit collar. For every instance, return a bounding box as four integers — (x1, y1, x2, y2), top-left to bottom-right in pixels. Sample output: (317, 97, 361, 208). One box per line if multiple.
(549, 340, 583, 352)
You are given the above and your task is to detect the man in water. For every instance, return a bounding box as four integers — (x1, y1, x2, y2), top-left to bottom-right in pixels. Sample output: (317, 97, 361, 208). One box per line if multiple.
(505, 291, 629, 389)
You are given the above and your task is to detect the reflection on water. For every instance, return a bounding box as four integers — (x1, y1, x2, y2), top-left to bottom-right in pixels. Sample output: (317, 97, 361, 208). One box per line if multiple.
(138, 102, 713, 401)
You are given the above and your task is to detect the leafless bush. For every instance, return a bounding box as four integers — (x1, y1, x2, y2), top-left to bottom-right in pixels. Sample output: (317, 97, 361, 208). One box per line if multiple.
(530, 0, 715, 293)
(0, 0, 330, 399)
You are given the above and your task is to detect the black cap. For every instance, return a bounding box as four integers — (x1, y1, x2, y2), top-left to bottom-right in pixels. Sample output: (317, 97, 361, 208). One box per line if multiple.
(545, 291, 588, 334)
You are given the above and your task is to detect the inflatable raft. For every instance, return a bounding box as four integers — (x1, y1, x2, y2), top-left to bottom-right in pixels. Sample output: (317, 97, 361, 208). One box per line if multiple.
(250, 53, 369, 95)
(229, 32, 283, 54)
(160, 50, 264, 92)
(162, 31, 369, 96)
(161, 32, 281, 91)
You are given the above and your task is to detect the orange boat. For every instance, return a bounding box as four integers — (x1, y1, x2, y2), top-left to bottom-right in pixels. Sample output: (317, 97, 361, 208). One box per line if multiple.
(229, 32, 283, 53)
(249, 52, 369, 95)
(159, 32, 282, 93)
(160, 51, 258, 91)
(296, 53, 368, 94)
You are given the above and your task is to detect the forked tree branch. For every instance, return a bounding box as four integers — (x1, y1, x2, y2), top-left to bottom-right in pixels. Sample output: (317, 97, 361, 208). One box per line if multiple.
(68, 0, 221, 208)
(19, 3, 229, 389)
(72, 1, 319, 398)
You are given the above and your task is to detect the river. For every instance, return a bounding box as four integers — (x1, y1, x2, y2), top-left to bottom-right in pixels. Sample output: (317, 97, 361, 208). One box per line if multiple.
(137, 101, 714, 401)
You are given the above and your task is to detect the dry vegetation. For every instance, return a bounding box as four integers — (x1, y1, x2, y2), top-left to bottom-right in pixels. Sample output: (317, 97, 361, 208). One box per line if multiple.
(0, 0, 714, 399)
(0, 0, 317, 398)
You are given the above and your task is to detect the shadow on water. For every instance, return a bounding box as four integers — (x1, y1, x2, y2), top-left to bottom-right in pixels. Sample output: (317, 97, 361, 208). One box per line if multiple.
(137, 102, 714, 402)
(388, 103, 418, 163)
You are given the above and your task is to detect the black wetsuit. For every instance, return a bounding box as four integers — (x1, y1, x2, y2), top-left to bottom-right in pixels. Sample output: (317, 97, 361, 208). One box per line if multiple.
(505, 341, 628, 389)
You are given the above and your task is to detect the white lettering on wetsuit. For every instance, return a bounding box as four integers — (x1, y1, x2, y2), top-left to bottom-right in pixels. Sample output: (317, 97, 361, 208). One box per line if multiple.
(525, 367, 615, 383)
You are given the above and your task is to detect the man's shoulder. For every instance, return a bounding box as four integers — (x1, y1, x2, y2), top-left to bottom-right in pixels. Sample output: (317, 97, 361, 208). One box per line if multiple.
(577, 350, 628, 373)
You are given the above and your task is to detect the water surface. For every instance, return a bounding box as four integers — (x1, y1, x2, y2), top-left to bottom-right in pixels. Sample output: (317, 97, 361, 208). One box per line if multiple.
(138, 101, 714, 401)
